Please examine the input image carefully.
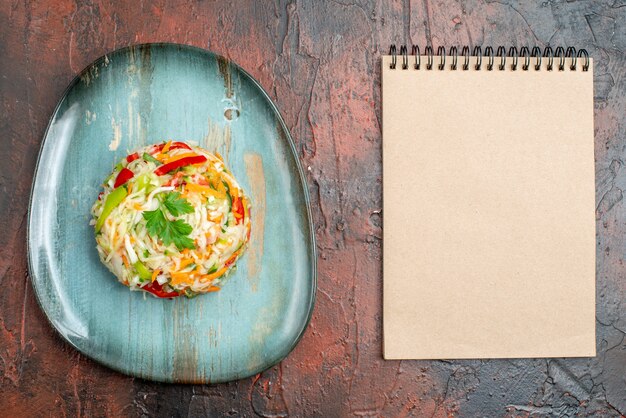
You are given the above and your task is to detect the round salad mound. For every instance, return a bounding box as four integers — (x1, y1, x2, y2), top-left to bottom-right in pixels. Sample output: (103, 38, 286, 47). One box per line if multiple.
(91, 141, 251, 298)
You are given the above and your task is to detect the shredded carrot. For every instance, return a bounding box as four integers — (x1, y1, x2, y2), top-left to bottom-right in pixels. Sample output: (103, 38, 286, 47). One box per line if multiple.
(198, 265, 229, 282)
(157, 140, 173, 160)
(172, 271, 191, 279)
(186, 182, 225, 199)
(214, 152, 224, 161)
(207, 213, 223, 223)
(222, 175, 239, 199)
(203, 241, 213, 255)
(207, 286, 221, 292)
(179, 258, 194, 270)
(133, 203, 143, 210)
(170, 271, 195, 286)
(121, 254, 129, 268)
(151, 269, 160, 282)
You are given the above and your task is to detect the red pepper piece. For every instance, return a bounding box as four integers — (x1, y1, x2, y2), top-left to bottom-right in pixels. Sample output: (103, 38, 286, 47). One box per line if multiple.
(232, 196, 245, 224)
(126, 152, 139, 163)
(170, 142, 192, 150)
(154, 155, 207, 176)
(196, 176, 209, 186)
(113, 168, 134, 188)
(224, 253, 239, 269)
(152, 141, 192, 154)
(142, 281, 180, 298)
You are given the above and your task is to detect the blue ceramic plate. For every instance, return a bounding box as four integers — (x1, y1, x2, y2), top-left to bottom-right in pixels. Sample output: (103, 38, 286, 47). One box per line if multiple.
(27, 44, 316, 383)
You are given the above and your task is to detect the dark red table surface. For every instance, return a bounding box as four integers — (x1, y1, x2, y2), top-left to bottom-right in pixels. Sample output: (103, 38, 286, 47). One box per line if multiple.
(1, 1, 625, 416)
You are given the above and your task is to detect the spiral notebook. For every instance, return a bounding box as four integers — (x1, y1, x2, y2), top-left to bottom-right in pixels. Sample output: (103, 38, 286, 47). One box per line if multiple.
(383, 46, 595, 359)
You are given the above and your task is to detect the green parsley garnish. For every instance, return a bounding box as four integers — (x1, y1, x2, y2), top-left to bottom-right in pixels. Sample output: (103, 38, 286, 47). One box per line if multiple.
(143, 192, 195, 250)
(162, 192, 194, 216)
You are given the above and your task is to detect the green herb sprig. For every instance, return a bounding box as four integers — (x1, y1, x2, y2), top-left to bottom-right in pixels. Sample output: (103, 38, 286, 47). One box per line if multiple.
(143, 192, 195, 250)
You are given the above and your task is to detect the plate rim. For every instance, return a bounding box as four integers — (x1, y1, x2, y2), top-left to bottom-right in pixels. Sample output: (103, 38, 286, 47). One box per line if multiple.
(26, 42, 317, 384)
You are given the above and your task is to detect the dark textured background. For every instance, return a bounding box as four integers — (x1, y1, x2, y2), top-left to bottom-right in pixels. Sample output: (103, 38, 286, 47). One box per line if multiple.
(1, 0, 625, 416)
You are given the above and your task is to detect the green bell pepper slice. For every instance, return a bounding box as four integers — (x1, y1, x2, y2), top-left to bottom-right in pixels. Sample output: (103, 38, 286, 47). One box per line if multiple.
(134, 260, 152, 282)
(142, 153, 162, 165)
(95, 186, 128, 232)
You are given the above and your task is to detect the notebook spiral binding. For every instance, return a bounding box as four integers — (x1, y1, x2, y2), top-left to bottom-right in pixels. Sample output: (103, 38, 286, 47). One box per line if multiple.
(389, 45, 589, 72)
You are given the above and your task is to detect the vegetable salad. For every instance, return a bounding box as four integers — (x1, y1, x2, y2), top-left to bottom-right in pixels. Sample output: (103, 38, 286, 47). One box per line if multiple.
(91, 141, 251, 298)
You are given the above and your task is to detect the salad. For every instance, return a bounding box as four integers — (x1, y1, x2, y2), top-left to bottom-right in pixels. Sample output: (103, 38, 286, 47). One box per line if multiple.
(91, 141, 251, 298)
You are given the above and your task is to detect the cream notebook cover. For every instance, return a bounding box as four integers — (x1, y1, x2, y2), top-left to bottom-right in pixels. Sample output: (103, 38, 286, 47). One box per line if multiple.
(382, 46, 595, 359)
